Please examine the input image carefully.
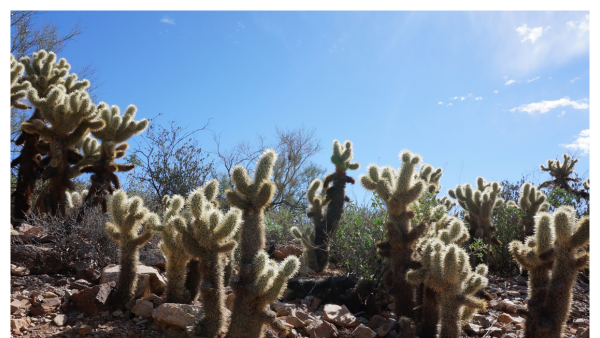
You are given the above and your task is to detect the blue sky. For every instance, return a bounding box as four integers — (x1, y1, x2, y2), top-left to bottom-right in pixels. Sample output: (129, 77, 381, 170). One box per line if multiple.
(9, 11, 591, 203)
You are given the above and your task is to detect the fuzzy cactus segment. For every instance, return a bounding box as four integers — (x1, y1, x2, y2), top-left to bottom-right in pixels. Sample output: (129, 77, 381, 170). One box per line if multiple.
(291, 140, 359, 272)
(105, 190, 158, 308)
(10, 54, 31, 110)
(359, 150, 438, 318)
(448, 177, 505, 248)
(168, 180, 242, 338)
(80, 103, 148, 212)
(226, 149, 300, 338)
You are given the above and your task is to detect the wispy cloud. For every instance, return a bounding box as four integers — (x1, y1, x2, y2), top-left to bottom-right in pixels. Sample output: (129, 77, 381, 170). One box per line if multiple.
(557, 111, 566, 117)
(566, 15, 589, 33)
(160, 16, 175, 25)
(447, 103, 453, 106)
(474, 97, 483, 101)
(516, 24, 549, 43)
(570, 77, 581, 83)
(505, 80, 516, 85)
(450, 97, 458, 100)
(560, 129, 590, 155)
(527, 77, 540, 83)
(438, 101, 443, 105)
(238, 22, 245, 29)
(460, 97, 465, 101)
(510, 97, 589, 114)
(494, 90, 499, 94)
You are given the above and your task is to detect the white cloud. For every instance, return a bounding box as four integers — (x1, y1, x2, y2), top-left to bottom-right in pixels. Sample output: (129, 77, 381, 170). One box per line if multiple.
(160, 16, 175, 25)
(505, 80, 516, 85)
(460, 97, 465, 101)
(468, 93, 473, 97)
(566, 15, 589, 33)
(570, 77, 581, 83)
(516, 24, 547, 43)
(450, 96, 458, 100)
(557, 111, 566, 117)
(475, 97, 483, 101)
(438, 101, 443, 105)
(447, 103, 453, 106)
(493, 90, 499, 94)
(527, 77, 540, 83)
(560, 129, 590, 155)
(510, 97, 589, 114)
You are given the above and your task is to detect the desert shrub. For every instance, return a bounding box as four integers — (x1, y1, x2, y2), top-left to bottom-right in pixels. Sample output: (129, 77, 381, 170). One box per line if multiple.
(264, 208, 307, 245)
(329, 197, 386, 278)
(488, 204, 523, 275)
(24, 204, 119, 269)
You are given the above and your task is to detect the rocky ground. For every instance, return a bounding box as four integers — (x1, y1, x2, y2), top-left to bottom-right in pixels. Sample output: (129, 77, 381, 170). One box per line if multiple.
(9, 264, 589, 338)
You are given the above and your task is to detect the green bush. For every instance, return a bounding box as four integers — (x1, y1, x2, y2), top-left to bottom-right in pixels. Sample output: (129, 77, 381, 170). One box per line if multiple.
(329, 197, 386, 278)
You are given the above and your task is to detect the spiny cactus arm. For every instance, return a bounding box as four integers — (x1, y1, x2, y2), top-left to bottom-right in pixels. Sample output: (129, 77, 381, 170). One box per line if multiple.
(396, 150, 422, 194)
(92, 104, 149, 143)
(330, 140, 360, 172)
(213, 209, 242, 241)
(259, 256, 300, 302)
(583, 179, 590, 190)
(437, 196, 456, 211)
(570, 216, 589, 249)
(360, 165, 394, 201)
(132, 229, 154, 247)
(253, 181, 276, 208)
(11, 54, 31, 110)
(105, 222, 122, 241)
(231, 166, 252, 197)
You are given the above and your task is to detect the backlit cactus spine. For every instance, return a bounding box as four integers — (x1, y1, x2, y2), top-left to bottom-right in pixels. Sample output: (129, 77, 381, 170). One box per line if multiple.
(291, 140, 359, 272)
(407, 241, 488, 338)
(448, 177, 505, 249)
(225, 150, 300, 338)
(171, 180, 242, 338)
(80, 103, 149, 212)
(105, 190, 158, 308)
(360, 150, 437, 318)
(511, 206, 589, 338)
(507, 182, 550, 238)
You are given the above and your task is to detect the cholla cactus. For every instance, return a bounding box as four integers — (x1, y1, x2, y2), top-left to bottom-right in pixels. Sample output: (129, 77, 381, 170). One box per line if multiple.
(105, 190, 158, 308)
(360, 150, 438, 317)
(12, 50, 87, 219)
(80, 103, 149, 212)
(410, 215, 471, 338)
(226, 150, 300, 338)
(539, 154, 588, 200)
(290, 140, 359, 272)
(407, 241, 488, 338)
(10, 54, 30, 110)
(583, 178, 589, 190)
(22, 84, 104, 215)
(436, 196, 456, 211)
(166, 180, 242, 338)
(448, 177, 505, 247)
(507, 182, 550, 238)
(511, 206, 589, 338)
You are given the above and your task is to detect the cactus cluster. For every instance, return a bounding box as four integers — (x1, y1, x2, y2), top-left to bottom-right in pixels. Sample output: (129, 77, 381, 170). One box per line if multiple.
(510, 206, 589, 338)
(10, 53, 30, 110)
(291, 140, 359, 272)
(105, 190, 159, 308)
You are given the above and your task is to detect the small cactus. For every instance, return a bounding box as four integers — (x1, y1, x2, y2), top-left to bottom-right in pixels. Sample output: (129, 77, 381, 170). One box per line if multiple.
(105, 190, 158, 308)
(226, 150, 300, 338)
(407, 241, 488, 338)
(81, 103, 149, 212)
(448, 177, 505, 248)
(360, 150, 440, 318)
(290, 140, 359, 272)
(171, 180, 242, 338)
(510, 206, 589, 338)
(539, 154, 588, 200)
(506, 182, 550, 238)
